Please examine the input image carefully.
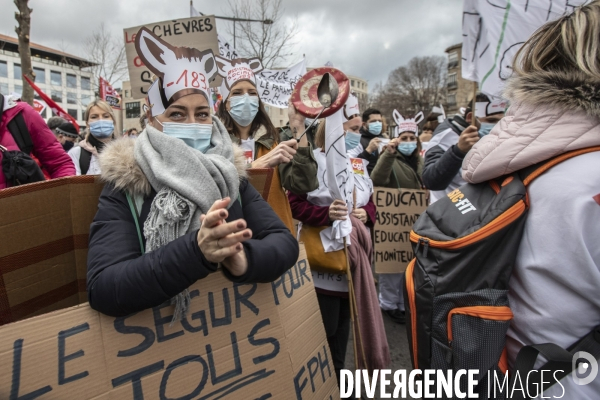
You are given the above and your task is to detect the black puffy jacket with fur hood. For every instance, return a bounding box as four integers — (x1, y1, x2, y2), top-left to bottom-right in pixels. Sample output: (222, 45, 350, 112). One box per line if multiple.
(87, 137, 299, 317)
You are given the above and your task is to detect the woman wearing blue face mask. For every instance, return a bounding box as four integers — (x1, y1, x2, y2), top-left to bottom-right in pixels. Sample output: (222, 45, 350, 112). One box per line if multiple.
(68, 100, 116, 175)
(371, 125, 423, 325)
(216, 77, 311, 234)
(371, 130, 423, 191)
(86, 29, 299, 318)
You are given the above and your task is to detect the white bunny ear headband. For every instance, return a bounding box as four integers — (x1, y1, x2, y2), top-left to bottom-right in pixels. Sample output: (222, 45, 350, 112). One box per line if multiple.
(475, 98, 508, 119)
(343, 92, 360, 122)
(215, 56, 264, 99)
(393, 109, 424, 137)
(135, 27, 218, 117)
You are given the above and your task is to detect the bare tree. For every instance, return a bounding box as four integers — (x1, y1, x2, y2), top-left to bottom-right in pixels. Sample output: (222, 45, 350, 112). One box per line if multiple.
(14, 0, 34, 105)
(357, 93, 370, 117)
(83, 23, 128, 94)
(227, 0, 298, 68)
(371, 56, 447, 123)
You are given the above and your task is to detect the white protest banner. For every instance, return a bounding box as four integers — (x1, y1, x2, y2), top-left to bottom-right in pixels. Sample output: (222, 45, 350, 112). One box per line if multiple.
(218, 34, 240, 60)
(324, 110, 353, 247)
(124, 16, 220, 99)
(374, 188, 428, 274)
(462, 0, 588, 97)
(217, 35, 306, 108)
(257, 59, 306, 108)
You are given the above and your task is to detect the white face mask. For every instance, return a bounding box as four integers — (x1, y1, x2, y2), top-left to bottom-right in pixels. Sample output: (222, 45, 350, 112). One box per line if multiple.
(156, 120, 213, 153)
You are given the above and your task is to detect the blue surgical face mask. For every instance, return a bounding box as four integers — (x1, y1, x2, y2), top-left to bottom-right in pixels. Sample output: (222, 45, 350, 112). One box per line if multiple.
(157, 120, 213, 153)
(228, 94, 259, 127)
(479, 122, 496, 137)
(89, 120, 114, 138)
(368, 121, 382, 135)
(398, 142, 418, 156)
(344, 131, 361, 150)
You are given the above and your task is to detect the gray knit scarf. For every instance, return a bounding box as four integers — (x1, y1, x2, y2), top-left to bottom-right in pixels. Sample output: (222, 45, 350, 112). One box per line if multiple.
(134, 118, 240, 322)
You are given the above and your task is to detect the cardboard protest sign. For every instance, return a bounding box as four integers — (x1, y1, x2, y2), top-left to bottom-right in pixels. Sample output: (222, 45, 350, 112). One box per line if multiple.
(0, 169, 278, 326)
(247, 168, 274, 202)
(0, 172, 339, 399)
(124, 16, 220, 99)
(0, 246, 340, 400)
(374, 188, 428, 274)
(0, 176, 104, 325)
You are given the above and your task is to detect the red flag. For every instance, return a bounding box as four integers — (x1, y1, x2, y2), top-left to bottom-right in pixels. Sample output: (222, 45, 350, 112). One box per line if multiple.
(32, 99, 46, 115)
(23, 75, 80, 131)
(99, 77, 121, 110)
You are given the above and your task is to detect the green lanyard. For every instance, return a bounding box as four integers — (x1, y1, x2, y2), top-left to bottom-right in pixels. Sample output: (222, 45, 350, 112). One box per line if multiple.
(125, 192, 145, 254)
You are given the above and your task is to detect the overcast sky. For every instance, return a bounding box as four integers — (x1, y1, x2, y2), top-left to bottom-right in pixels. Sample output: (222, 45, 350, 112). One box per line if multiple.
(0, 0, 464, 90)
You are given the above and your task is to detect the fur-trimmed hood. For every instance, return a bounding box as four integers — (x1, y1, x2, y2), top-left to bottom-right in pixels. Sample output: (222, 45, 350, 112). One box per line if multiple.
(99, 127, 248, 197)
(504, 70, 600, 118)
(462, 70, 600, 183)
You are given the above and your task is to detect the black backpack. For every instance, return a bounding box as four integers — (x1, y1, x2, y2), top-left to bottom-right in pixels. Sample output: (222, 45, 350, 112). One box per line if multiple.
(0, 94, 45, 186)
(405, 146, 600, 399)
(79, 147, 92, 175)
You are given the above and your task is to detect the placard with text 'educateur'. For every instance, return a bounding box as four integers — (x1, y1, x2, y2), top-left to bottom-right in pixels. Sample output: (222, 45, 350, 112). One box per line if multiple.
(374, 188, 428, 274)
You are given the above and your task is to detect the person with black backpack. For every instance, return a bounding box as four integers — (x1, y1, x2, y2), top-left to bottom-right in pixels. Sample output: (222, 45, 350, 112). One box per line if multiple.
(0, 94, 75, 189)
(406, 4, 600, 399)
(461, 5, 600, 397)
(68, 100, 116, 175)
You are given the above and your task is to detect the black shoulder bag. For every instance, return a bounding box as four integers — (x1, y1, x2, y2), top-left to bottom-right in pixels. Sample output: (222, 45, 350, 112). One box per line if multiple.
(0, 94, 45, 187)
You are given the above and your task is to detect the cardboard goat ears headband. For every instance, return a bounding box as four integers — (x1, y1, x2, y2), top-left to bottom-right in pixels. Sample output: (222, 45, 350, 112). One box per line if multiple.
(135, 27, 218, 116)
(216, 56, 264, 89)
(215, 56, 264, 100)
(393, 110, 424, 137)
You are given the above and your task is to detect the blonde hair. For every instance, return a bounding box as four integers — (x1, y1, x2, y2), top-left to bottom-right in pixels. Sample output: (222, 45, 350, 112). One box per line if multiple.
(315, 119, 326, 150)
(84, 99, 116, 123)
(84, 99, 116, 139)
(513, 1, 600, 78)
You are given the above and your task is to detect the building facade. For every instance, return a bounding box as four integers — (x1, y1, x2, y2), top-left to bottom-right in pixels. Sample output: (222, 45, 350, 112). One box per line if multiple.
(0, 34, 95, 127)
(445, 43, 477, 115)
(348, 74, 369, 113)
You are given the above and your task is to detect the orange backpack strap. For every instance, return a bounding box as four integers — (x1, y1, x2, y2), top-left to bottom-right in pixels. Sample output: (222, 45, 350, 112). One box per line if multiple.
(522, 146, 600, 187)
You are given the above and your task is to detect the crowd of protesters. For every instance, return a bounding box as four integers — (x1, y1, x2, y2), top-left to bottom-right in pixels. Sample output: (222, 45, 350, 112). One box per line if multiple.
(1, 2, 599, 397)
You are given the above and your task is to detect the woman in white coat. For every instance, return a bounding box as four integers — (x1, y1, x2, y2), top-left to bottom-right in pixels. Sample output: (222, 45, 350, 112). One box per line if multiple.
(69, 99, 116, 175)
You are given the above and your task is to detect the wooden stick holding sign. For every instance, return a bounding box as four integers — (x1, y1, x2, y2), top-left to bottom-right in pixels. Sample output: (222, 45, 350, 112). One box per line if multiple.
(471, 83, 478, 127)
(374, 187, 428, 274)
